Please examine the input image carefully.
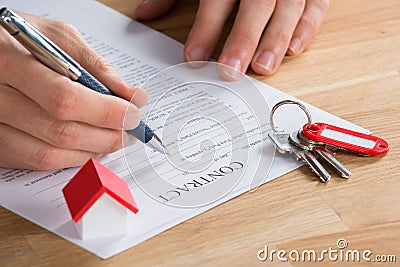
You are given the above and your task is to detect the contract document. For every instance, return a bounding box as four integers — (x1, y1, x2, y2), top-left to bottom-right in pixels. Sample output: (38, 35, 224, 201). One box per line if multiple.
(0, 0, 366, 259)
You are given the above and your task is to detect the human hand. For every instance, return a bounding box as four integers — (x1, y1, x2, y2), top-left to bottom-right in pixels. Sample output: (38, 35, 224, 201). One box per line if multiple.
(0, 12, 148, 170)
(136, 0, 329, 80)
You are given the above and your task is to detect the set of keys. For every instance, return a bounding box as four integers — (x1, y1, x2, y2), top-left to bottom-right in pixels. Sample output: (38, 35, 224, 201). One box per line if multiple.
(268, 100, 389, 182)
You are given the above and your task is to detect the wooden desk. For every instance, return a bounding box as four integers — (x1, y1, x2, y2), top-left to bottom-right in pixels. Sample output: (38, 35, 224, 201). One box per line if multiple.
(1, 0, 399, 266)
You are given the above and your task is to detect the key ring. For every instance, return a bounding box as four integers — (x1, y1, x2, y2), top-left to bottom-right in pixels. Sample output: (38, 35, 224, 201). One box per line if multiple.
(269, 100, 313, 132)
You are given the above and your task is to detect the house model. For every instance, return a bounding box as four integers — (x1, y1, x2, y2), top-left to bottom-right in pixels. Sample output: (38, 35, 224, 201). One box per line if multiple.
(62, 158, 138, 239)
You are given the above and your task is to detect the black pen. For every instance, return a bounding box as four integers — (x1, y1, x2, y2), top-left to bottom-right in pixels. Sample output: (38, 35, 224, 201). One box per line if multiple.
(0, 7, 166, 154)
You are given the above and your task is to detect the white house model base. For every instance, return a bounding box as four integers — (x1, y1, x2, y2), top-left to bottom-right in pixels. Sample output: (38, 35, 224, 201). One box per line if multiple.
(75, 193, 128, 239)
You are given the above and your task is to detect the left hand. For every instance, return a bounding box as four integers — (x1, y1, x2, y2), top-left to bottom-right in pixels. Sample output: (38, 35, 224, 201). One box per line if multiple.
(0, 12, 147, 170)
(136, 0, 329, 79)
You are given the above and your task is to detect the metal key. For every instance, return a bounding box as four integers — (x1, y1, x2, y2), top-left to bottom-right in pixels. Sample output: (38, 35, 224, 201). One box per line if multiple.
(294, 129, 352, 179)
(268, 131, 331, 182)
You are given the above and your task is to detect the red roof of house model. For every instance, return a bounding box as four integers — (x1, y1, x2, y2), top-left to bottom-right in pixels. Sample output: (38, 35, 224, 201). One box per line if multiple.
(62, 158, 138, 223)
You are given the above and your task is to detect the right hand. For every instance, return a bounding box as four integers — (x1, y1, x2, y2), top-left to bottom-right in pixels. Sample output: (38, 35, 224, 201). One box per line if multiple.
(136, 0, 329, 79)
(0, 12, 148, 170)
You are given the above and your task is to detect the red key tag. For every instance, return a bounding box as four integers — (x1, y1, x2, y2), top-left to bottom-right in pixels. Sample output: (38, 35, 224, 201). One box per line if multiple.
(302, 123, 389, 156)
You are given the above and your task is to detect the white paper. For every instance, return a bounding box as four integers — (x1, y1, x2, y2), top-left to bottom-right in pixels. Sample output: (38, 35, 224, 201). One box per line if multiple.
(0, 0, 367, 259)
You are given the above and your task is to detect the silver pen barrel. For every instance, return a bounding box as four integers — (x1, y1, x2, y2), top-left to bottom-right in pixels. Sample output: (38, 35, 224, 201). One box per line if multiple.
(0, 8, 81, 80)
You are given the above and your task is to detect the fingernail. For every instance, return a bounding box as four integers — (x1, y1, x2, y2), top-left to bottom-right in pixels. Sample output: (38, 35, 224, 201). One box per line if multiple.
(186, 47, 206, 61)
(220, 58, 243, 80)
(123, 131, 137, 147)
(123, 104, 140, 130)
(135, 0, 149, 18)
(131, 87, 148, 108)
(255, 51, 275, 72)
(288, 37, 302, 55)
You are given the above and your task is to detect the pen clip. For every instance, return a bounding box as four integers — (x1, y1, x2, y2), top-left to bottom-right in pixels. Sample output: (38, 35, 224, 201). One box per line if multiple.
(0, 7, 82, 80)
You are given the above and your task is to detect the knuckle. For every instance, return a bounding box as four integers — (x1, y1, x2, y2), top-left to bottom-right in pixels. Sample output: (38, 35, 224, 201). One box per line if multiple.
(300, 15, 319, 34)
(107, 131, 123, 153)
(31, 146, 59, 170)
(98, 99, 115, 127)
(49, 81, 78, 120)
(53, 21, 80, 38)
(48, 121, 81, 148)
(232, 31, 260, 49)
(41, 20, 83, 52)
(93, 56, 114, 73)
(273, 32, 292, 48)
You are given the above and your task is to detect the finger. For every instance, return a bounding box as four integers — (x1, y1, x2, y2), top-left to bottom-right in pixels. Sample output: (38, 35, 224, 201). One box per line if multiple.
(287, 0, 330, 56)
(0, 123, 99, 170)
(217, 0, 276, 80)
(251, 0, 306, 75)
(0, 47, 140, 131)
(0, 85, 136, 153)
(135, 0, 177, 20)
(20, 13, 148, 108)
(42, 20, 148, 108)
(184, 0, 237, 63)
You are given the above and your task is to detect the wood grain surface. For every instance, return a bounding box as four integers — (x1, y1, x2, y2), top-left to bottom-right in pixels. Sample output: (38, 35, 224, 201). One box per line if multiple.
(1, 0, 399, 266)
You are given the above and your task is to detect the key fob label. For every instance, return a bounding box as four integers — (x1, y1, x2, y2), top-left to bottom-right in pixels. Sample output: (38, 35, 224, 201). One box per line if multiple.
(302, 123, 389, 156)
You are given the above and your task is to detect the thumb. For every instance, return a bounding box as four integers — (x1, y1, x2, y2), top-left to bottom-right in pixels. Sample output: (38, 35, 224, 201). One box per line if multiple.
(135, 0, 177, 20)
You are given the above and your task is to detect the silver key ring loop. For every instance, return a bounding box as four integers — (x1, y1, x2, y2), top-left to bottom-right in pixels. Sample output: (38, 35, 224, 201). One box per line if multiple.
(269, 100, 313, 132)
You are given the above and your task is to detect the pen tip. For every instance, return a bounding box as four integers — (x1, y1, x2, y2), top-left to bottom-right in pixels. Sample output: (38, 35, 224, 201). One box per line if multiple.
(152, 133, 169, 155)
(163, 147, 170, 155)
